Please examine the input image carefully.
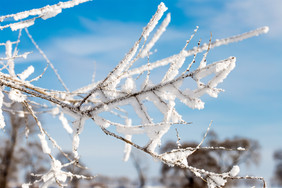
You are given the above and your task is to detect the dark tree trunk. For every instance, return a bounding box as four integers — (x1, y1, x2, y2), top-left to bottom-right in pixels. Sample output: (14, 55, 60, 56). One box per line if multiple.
(0, 111, 19, 188)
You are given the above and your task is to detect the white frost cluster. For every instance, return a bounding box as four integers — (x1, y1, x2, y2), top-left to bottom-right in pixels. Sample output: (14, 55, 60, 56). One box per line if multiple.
(140, 13, 171, 58)
(229, 165, 240, 177)
(41, 8, 62, 20)
(207, 175, 227, 188)
(41, 159, 67, 188)
(237, 147, 246, 151)
(122, 77, 135, 93)
(142, 2, 168, 40)
(59, 112, 73, 134)
(18, 65, 34, 80)
(72, 117, 86, 159)
(9, 89, 26, 102)
(72, 134, 80, 159)
(10, 19, 35, 31)
(161, 149, 192, 167)
(38, 133, 51, 154)
(93, 115, 110, 128)
(123, 118, 132, 162)
(207, 165, 240, 188)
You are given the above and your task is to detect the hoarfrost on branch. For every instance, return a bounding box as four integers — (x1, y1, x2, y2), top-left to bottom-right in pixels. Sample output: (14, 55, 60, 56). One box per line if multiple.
(0, 1, 268, 187)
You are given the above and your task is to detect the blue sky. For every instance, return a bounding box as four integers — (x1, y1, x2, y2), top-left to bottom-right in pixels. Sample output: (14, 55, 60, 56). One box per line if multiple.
(1, 0, 282, 184)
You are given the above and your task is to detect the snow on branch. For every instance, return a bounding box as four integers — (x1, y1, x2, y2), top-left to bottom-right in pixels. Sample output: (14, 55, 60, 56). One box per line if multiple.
(0, 0, 91, 31)
(0, 1, 268, 187)
(122, 26, 269, 79)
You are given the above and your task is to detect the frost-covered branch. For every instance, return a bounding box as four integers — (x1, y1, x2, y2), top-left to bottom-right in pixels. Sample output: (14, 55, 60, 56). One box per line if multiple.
(0, 1, 268, 187)
(0, 0, 91, 31)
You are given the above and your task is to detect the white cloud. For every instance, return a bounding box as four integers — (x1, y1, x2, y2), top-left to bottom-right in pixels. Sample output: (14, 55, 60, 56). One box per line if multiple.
(215, 0, 282, 38)
(178, 0, 282, 39)
(52, 19, 141, 56)
(53, 17, 189, 56)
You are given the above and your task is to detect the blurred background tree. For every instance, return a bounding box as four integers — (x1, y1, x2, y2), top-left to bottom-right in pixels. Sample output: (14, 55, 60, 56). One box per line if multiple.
(272, 149, 282, 187)
(0, 101, 49, 188)
(159, 131, 260, 188)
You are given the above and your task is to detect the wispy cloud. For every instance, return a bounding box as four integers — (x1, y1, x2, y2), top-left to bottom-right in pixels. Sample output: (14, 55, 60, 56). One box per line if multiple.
(178, 0, 282, 39)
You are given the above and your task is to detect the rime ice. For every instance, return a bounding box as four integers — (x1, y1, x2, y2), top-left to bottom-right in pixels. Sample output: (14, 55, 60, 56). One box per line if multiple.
(0, 1, 269, 187)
